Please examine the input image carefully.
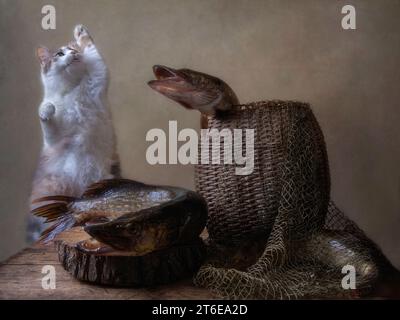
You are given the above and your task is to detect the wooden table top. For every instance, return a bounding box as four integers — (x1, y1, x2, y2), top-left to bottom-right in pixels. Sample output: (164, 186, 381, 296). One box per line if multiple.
(0, 242, 216, 300)
(1, 242, 399, 300)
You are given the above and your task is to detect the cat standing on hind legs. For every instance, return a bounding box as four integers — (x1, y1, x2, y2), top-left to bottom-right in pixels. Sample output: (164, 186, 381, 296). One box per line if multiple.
(28, 25, 120, 243)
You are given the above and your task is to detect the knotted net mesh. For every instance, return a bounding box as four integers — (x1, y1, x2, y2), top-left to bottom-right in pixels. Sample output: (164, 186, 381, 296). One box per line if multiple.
(194, 101, 391, 299)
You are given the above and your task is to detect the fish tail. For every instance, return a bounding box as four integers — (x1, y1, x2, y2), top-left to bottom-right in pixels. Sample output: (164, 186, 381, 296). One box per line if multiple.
(31, 202, 70, 222)
(32, 195, 76, 204)
(39, 215, 76, 243)
(31, 197, 76, 242)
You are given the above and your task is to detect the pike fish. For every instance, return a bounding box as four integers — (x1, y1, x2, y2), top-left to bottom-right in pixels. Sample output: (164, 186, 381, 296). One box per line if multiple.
(148, 65, 239, 116)
(32, 179, 208, 254)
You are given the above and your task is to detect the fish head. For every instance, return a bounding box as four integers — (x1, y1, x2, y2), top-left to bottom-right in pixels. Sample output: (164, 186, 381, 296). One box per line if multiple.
(84, 222, 134, 251)
(148, 65, 238, 115)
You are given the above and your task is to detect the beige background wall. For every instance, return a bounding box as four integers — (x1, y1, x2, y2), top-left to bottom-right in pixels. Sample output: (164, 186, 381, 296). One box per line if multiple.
(0, 0, 399, 267)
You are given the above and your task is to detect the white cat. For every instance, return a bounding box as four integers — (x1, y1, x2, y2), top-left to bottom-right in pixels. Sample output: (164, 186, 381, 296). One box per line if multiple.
(27, 25, 120, 242)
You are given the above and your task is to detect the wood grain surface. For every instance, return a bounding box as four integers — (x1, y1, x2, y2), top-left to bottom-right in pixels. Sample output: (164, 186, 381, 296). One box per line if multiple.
(0, 239, 216, 300)
(1, 230, 398, 300)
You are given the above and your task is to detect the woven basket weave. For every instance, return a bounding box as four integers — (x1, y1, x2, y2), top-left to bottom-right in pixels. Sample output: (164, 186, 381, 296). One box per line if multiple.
(195, 100, 330, 245)
(194, 100, 395, 299)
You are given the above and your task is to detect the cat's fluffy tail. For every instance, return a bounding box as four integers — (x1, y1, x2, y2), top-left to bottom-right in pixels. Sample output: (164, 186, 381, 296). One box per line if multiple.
(31, 196, 77, 243)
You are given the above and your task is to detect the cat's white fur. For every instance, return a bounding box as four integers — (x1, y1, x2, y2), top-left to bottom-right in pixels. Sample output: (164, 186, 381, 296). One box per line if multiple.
(28, 25, 119, 242)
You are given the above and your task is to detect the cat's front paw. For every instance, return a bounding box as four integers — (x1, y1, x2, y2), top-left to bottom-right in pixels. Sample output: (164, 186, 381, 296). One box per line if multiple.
(39, 102, 56, 121)
(74, 24, 90, 40)
(74, 24, 93, 49)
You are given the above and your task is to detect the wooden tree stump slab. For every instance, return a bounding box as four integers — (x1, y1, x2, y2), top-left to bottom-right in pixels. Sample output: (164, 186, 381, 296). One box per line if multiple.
(55, 228, 206, 287)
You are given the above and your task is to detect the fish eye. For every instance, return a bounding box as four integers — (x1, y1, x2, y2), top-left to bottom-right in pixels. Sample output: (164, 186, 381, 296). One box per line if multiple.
(55, 51, 65, 57)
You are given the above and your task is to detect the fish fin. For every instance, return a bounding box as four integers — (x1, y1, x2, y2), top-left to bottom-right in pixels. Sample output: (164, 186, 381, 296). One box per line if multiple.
(32, 198, 76, 243)
(32, 195, 76, 204)
(31, 202, 70, 222)
(200, 114, 209, 129)
(82, 179, 145, 198)
(39, 215, 76, 243)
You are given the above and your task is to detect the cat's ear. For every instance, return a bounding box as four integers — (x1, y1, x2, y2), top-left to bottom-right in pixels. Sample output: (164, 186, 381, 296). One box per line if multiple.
(36, 46, 51, 67)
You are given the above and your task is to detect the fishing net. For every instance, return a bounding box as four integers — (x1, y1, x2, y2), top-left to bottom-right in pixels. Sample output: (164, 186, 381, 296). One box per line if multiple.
(194, 100, 391, 299)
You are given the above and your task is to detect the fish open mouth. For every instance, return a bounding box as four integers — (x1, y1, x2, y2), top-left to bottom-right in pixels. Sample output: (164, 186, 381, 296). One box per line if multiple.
(152, 65, 179, 81)
(148, 65, 198, 109)
(148, 65, 194, 94)
(148, 65, 223, 112)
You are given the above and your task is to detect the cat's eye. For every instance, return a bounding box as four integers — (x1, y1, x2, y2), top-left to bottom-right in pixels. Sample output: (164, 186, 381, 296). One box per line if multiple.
(55, 51, 65, 57)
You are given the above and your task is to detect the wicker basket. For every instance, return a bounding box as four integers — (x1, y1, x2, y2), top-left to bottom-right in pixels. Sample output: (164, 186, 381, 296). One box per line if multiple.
(195, 100, 330, 245)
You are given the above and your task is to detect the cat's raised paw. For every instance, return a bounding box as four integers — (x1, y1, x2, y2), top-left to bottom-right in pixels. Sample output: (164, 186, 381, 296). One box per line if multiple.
(74, 24, 93, 49)
(74, 24, 90, 40)
(39, 102, 56, 121)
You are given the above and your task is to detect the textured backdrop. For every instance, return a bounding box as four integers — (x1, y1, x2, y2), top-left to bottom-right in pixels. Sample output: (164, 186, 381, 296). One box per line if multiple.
(0, 0, 399, 267)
